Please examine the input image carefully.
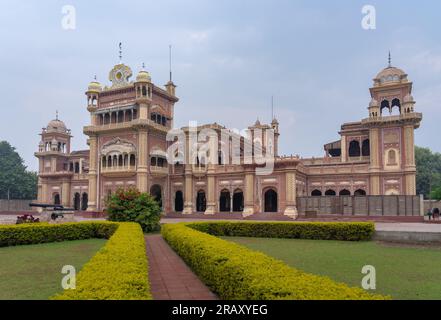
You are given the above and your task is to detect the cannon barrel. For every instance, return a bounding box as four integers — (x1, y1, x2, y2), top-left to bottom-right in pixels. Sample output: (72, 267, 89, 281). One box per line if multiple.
(29, 203, 64, 209)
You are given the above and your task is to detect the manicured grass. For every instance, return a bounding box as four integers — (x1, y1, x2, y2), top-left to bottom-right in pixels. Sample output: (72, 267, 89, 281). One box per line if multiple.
(224, 237, 441, 300)
(0, 239, 106, 300)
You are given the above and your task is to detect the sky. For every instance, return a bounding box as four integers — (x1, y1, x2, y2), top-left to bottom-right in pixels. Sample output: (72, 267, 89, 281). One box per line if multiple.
(0, 0, 440, 171)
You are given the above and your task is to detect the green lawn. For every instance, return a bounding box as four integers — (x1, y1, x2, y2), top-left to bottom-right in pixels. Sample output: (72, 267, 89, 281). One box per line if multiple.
(224, 237, 441, 300)
(0, 239, 106, 300)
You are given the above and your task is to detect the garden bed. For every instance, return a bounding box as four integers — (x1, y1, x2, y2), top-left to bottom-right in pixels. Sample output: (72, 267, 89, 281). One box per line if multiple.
(161, 222, 387, 300)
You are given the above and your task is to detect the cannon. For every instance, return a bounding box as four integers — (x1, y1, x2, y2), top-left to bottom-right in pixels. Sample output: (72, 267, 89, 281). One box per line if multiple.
(29, 203, 76, 221)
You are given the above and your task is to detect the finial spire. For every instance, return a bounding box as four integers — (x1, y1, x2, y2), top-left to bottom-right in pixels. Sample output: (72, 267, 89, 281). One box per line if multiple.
(388, 51, 392, 67)
(169, 44, 173, 82)
(94, 75, 97, 81)
(142, 62, 145, 70)
(56, 110, 59, 120)
(271, 95, 274, 120)
(119, 42, 122, 63)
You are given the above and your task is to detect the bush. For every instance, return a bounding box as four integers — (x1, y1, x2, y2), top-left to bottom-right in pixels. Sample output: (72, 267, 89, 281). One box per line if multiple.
(53, 222, 151, 300)
(0, 221, 117, 247)
(187, 221, 375, 241)
(162, 223, 388, 300)
(106, 188, 161, 232)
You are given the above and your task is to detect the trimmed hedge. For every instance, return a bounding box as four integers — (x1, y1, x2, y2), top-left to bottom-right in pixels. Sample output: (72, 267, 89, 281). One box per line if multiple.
(53, 222, 151, 300)
(0, 222, 151, 300)
(187, 221, 375, 241)
(0, 222, 118, 247)
(162, 223, 388, 300)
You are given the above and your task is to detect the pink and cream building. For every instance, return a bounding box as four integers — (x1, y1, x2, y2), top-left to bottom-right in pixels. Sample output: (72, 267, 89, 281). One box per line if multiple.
(35, 59, 422, 218)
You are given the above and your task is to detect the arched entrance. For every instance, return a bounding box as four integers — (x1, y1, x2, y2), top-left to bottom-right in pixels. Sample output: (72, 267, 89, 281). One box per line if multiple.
(53, 193, 61, 205)
(325, 189, 336, 196)
(150, 184, 162, 208)
(174, 191, 184, 212)
(311, 189, 322, 196)
(354, 189, 367, 196)
(81, 193, 88, 211)
(219, 189, 231, 212)
(233, 189, 244, 212)
(73, 193, 80, 210)
(339, 189, 351, 196)
(196, 190, 206, 212)
(264, 189, 278, 213)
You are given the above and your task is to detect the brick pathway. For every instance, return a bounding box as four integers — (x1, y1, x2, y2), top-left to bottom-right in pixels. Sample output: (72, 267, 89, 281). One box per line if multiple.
(145, 234, 218, 300)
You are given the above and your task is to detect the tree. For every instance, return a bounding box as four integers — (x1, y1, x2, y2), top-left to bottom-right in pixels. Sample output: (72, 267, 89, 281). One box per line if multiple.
(415, 146, 441, 198)
(431, 185, 441, 201)
(106, 188, 161, 232)
(0, 141, 37, 199)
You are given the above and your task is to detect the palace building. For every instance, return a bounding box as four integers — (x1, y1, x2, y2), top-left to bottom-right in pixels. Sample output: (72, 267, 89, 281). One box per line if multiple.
(35, 57, 422, 218)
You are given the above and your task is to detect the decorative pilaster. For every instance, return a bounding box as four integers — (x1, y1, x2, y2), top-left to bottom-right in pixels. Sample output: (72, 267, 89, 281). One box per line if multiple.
(137, 129, 148, 192)
(369, 128, 381, 195)
(183, 168, 193, 214)
(61, 180, 71, 207)
(284, 171, 298, 219)
(205, 171, 216, 215)
(242, 172, 255, 217)
(87, 135, 98, 211)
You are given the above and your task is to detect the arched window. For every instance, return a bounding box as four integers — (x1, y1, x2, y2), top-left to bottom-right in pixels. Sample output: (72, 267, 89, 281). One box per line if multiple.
(339, 189, 351, 196)
(391, 98, 401, 115)
(142, 86, 147, 96)
(362, 139, 370, 156)
(73, 193, 81, 210)
(325, 189, 336, 196)
(233, 189, 244, 212)
(130, 154, 136, 167)
(174, 191, 184, 212)
(150, 185, 162, 209)
(311, 189, 322, 197)
(264, 189, 278, 213)
(348, 140, 361, 157)
(53, 193, 61, 205)
(219, 189, 231, 212)
(388, 149, 397, 165)
(354, 189, 366, 196)
(81, 193, 88, 211)
(381, 100, 390, 115)
(196, 190, 206, 212)
(118, 155, 123, 167)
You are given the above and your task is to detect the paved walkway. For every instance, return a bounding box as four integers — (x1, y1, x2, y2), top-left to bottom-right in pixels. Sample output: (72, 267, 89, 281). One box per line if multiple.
(145, 234, 218, 300)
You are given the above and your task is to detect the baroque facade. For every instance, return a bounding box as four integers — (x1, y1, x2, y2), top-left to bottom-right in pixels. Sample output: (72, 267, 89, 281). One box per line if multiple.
(35, 59, 422, 218)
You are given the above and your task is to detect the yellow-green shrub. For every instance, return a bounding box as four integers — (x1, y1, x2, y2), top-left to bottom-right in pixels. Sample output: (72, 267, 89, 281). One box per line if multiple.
(162, 223, 388, 300)
(0, 221, 118, 247)
(187, 221, 375, 241)
(0, 221, 151, 300)
(52, 222, 151, 300)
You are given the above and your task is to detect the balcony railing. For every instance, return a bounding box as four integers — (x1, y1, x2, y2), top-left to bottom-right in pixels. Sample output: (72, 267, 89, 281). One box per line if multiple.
(150, 166, 169, 175)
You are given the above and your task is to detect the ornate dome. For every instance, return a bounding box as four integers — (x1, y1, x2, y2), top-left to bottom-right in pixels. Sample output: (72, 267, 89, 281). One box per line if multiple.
(87, 79, 102, 92)
(369, 98, 379, 107)
(136, 69, 151, 83)
(373, 66, 408, 86)
(403, 93, 414, 103)
(46, 119, 67, 133)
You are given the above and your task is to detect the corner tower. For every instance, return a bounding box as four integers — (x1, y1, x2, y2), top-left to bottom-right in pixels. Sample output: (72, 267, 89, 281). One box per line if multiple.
(363, 58, 422, 195)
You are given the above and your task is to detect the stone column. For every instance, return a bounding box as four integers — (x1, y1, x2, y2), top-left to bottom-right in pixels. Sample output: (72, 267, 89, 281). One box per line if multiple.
(242, 171, 255, 217)
(40, 179, 48, 203)
(87, 135, 98, 211)
(183, 168, 193, 214)
(137, 129, 148, 192)
(61, 180, 71, 207)
(341, 135, 347, 163)
(369, 127, 381, 195)
(205, 169, 216, 215)
(284, 171, 298, 219)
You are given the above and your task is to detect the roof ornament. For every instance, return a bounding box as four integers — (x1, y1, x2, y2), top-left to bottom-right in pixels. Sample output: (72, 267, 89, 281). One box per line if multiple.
(55, 110, 59, 120)
(169, 44, 173, 82)
(119, 42, 122, 63)
(388, 51, 392, 67)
